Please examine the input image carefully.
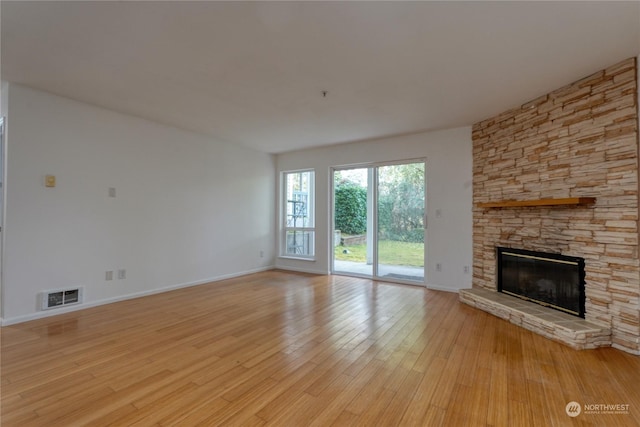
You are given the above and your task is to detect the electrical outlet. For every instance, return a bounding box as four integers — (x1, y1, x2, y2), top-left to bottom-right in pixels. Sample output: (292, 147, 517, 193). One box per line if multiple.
(105, 271, 113, 281)
(464, 266, 470, 274)
(118, 269, 126, 280)
(108, 187, 116, 198)
(436, 263, 442, 272)
(260, 251, 264, 258)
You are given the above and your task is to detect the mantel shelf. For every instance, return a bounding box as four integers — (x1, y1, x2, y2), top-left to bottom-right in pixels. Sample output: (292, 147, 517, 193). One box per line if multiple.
(477, 197, 596, 209)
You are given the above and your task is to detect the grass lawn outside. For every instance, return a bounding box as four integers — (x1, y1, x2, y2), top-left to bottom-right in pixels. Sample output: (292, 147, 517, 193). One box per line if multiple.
(335, 240, 424, 267)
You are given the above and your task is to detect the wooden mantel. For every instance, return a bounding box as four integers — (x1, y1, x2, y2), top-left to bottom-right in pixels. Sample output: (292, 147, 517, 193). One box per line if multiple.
(477, 197, 596, 209)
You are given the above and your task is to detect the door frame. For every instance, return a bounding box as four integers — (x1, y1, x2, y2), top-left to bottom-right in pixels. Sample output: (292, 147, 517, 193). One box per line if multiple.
(330, 158, 427, 286)
(0, 117, 6, 320)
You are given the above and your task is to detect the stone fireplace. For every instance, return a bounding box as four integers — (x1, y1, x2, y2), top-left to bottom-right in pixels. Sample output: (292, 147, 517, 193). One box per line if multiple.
(460, 57, 640, 355)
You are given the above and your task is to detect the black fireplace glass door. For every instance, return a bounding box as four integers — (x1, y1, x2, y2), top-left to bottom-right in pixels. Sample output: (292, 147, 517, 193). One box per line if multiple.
(498, 248, 585, 317)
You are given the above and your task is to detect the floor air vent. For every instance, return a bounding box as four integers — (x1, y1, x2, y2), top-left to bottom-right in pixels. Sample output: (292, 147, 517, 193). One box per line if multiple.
(41, 288, 83, 310)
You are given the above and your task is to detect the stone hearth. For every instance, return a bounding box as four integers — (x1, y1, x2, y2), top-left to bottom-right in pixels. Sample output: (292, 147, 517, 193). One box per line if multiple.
(460, 288, 610, 350)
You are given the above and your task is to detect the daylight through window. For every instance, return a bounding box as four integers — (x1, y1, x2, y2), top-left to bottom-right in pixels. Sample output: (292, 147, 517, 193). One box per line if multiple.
(283, 170, 315, 258)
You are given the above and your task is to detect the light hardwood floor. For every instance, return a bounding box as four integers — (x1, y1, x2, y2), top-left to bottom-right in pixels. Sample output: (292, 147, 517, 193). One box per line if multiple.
(2, 270, 640, 426)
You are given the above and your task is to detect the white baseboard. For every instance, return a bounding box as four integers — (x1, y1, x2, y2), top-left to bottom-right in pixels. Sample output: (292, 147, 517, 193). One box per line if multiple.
(426, 283, 463, 293)
(275, 265, 328, 275)
(1, 265, 274, 326)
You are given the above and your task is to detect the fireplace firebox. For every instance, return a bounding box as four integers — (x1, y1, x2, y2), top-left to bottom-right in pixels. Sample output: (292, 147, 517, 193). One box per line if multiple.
(497, 247, 585, 318)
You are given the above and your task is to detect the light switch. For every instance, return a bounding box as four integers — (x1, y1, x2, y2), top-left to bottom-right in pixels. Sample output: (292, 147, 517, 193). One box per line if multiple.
(45, 175, 56, 188)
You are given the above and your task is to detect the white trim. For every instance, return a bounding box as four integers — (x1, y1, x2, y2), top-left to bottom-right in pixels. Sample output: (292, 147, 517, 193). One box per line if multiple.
(278, 256, 316, 262)
(276, 265, 328, 275)
(1, 265, 274, 326)
(332, 157, 426, 171)
(281, 169, 316, 257)
(330, 160, 427, 284)
(0, 117, 5, 321)
(426, 283, 461, 293)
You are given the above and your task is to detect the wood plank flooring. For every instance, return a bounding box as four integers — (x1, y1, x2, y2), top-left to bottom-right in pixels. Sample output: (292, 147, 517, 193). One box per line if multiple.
(2, 270, 640, 426)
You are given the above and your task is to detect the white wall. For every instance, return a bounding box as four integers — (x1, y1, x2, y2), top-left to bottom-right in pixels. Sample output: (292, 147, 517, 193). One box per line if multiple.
(1, 84, 276, 323)
(1, 82, 8, 320)
(276, 127, 473, 292)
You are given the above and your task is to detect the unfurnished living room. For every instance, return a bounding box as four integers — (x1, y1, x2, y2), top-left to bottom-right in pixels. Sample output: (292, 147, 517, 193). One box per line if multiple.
(1, 1, 640, 426)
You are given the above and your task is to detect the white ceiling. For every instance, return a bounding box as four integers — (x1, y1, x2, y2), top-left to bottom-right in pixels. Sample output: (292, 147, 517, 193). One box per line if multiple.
(2, 1, 639, 154)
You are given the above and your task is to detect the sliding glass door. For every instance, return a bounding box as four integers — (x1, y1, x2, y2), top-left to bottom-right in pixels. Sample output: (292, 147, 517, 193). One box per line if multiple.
(332, 161, 425, 283)
(333, 167, 372, 276)
(376, 163, 425, 281)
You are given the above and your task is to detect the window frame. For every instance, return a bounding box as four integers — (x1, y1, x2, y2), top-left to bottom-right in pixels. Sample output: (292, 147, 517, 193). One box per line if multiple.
(281, 169, 315, 259)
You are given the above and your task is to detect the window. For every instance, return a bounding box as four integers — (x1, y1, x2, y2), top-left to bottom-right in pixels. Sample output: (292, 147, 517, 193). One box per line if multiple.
(282, 170, 315, 258)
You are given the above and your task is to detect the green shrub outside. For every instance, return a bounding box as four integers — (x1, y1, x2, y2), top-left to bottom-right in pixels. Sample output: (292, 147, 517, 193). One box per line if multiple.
(334, 182, 367, 235)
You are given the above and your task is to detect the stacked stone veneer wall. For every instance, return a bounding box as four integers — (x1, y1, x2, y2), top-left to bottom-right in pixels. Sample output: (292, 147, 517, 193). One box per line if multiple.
(472, 57, 640, 354)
